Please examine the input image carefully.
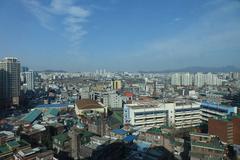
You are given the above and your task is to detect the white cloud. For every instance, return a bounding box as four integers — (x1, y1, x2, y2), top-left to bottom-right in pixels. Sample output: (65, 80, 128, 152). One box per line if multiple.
(138, 0, 240, 68)
(22, 0, 90, 47)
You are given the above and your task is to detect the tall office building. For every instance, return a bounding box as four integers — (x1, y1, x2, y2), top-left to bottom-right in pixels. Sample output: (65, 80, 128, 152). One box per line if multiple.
(0, 57, 20, 106)
(0, 69, 7, 107)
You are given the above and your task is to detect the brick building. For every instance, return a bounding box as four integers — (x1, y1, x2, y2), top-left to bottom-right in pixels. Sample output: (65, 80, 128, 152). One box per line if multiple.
(208, 115, 240, 145)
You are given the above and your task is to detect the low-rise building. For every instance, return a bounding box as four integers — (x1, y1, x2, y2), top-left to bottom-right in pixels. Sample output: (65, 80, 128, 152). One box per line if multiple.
(110, 129, 128, 139)
(190, 132, 227, 160)
(75, 99, 107, 116)
(52, 133, 71, 154)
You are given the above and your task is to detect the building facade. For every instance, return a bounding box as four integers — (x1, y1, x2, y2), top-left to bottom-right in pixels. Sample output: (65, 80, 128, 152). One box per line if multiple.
(200, 102, 237, 123)
(208, 116, 240, 145)
(0, 57, 20, 106)
(124, 101, 237, 129)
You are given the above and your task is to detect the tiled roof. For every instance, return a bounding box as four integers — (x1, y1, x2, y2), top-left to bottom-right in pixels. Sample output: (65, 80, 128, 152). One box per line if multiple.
(76, 99, 103, 109)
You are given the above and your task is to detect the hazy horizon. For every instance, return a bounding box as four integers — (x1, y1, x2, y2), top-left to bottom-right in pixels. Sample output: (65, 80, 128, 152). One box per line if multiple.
(1, 0, 240, 71)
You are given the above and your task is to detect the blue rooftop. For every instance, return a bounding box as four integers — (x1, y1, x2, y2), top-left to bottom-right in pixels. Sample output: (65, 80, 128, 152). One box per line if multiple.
(112, 129, 128, 135)
(123, 135, 136, 143)
(35, 103, 71, 108)
(23, 109, 42, 123)
(201, 101, 237, 114)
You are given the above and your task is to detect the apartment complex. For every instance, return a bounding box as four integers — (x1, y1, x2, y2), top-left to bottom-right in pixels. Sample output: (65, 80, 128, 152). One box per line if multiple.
(171, 72, 222, 87)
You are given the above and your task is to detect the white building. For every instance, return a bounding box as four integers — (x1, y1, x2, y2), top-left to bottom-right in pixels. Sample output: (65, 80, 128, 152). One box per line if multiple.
(171, 73, 181, 86)
(124, 101, 202, 129)
(103, 92, 122, 109)
(181, 73, 193, 86)
(124, 100, 237, 129)
(171, 72, 222, 87)
(194, 73, 205, 87)
(25, 71, 34, 91)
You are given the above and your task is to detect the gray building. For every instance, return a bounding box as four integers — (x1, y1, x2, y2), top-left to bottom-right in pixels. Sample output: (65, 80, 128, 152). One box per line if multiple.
(0, 57, 20, 106)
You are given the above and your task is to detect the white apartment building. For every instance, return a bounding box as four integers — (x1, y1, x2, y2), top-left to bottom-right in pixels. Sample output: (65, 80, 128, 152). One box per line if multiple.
(124, 103, 168, 128)
(25, 71, 34, 91)
(171, 73, 181, 86)
(124, 101, 237, 129)
(103, 93, 122, 109)
(171, 72, 222, 87)
(124, 101, 202, 129)
(194, 73, 205, 87)
(181, 73, 193, 86)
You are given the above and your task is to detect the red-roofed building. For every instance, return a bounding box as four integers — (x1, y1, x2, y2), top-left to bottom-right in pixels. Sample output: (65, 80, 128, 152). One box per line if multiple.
(124, 92, 134, 101)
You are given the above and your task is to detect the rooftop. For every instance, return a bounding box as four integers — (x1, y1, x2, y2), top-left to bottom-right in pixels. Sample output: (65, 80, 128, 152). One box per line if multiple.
(123, 135, 136, 143)
(22, 109, 42, 123)
(146, 127, 162, 134)
(46, 108, 59, 117)
(35, 103, 71, 108)
(53, 133, 70, 144)
(191, 141, 225, 151)
(201, 101, 237, 114)
(112, 129, 128, 135)
(6, 140, 20, 148)
(0, 145, 10, 154)
(76, 99, 103, 110)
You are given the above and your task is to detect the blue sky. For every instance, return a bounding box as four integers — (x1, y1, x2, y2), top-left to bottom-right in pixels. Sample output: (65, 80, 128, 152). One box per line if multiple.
(0, 0, 240, 71)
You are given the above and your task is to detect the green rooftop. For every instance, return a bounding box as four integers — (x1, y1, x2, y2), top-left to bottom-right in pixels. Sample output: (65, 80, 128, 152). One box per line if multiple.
(6, 140, 20, 149)
(191, 142, 225, 151)
(79, 130, 95, 145)
(146, 127, 162, 134)
(47, 108, 59, 116)
(53, 133, 70, 145)
(23, 109, 42, 123)
(0, 145, 10, 154)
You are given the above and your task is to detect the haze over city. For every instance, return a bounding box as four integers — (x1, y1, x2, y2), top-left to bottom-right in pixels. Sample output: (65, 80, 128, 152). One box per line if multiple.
(0, 0, 240, 71)
(2, 1, 240, 160)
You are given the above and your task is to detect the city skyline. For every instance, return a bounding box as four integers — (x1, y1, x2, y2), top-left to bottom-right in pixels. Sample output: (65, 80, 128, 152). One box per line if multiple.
(0, 0, 240, 71)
